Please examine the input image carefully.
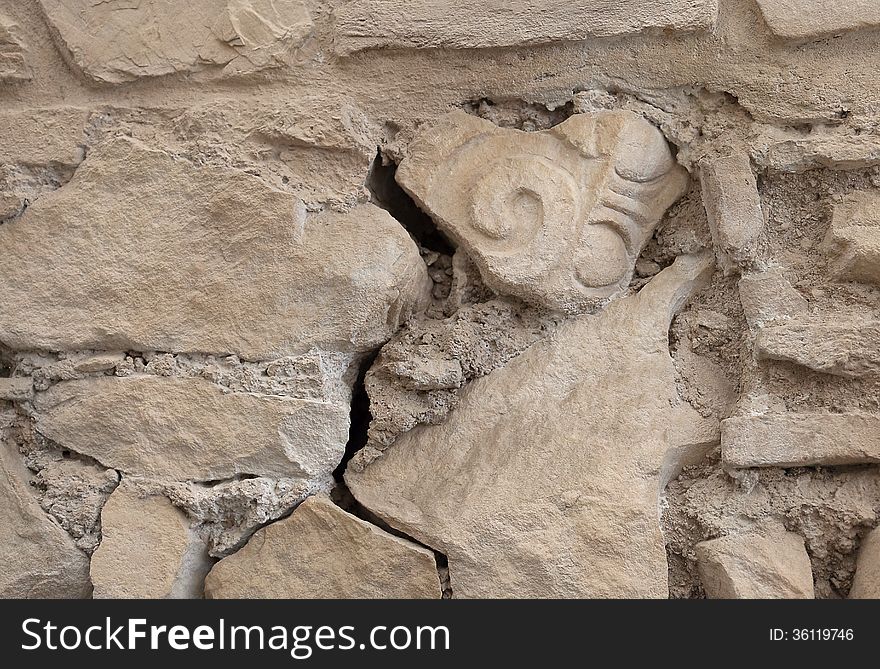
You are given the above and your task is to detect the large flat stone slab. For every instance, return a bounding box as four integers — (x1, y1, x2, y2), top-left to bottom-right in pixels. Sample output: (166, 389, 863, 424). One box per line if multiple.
(0, 439, 91, 598)
(205, 495, 441, 598)
(722, 413, 880, 468)
(337, 0, 718, 52)
(38, 0, 313, 83)
(348, 255, 716, 598)
(33, 376, 350, 482)
(0, 137, 430, 360)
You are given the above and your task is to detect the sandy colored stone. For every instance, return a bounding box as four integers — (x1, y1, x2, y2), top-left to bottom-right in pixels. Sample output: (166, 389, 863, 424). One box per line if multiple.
(0, 137, 430, 360)
(756, 321, 880, 378)
(722, 413, 880, 468)
(0, 377, 32, 401)
(700, 154, 764, 274)
(34, 375, 350, 481)
(756, 0, 880, 41)
(850, 527, 880, 599)
(348, 255, 716, 598)
(91, 481, 211, 599)
(0, 108, 87, 166)
(696, 528, 814, 599)
(738, 268, 808, 329)
(824, 192, 880, 286)
(39, 0, 313, 83)
(0, 438, 91, 598)
(0, 14, 29, 80)
(337, 0, 717, 52)
(205, 495, 441, 599)
(396, 110, 688, 313)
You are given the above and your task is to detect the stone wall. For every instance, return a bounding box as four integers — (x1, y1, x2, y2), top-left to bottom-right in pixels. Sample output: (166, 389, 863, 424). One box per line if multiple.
(1, 0, 879, 599)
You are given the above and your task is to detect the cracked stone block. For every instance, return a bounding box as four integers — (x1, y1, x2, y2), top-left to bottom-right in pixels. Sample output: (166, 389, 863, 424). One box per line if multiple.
(91, 481, 212, 599)
(0, 15, 30, 81)
(33, 376, 351, 481)
(850, 527, 880, 599)
(348, 255, 718, 598)
(38, 0, 313, 83)
(738, 268, 808, 329)
(337, 0, 718, 52)
(756, 0, 880, 41)
(205, 495, 441, 598)
(824, 191, 880, 286)
(722, 413, 880, 468)
(0, 438, 91, 598)
(696, 527, 814, 599)
(700, 153, 764, 274)
(0, 136, 431, 360)
(756, 321, 880, 378)
(396, 110, 688, 313)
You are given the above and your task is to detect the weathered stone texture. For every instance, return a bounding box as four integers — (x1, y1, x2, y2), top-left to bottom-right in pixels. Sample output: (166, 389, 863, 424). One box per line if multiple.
(738, 268, 808, 329)
(0, 439, 91, 598)
(696, 528, 814, 599)
(205, 495, 441, 598)
(396, 110, 688, 313)
(824, 192, 880, 286)
(0, 14, 29, 80)
(756, 0, 880, 41)
(0, 137, 431, 359)
(722, 414, 880, 468)
(700, 154, 764, 274)
(850, 527, 880, 599)
(756, 321, 880, 378)
(33, 375, 350, 482)
(39, 0, 313, 83)
(337, 0, 718, 52)
(348, 255, 716, 598)
(91, 482, 211, 599)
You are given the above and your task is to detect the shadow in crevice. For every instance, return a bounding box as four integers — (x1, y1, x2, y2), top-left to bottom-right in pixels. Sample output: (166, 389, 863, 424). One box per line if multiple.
(365, 149, 454, 255)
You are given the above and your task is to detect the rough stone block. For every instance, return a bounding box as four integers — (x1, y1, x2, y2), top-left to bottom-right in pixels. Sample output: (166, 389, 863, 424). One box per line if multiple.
(33, 376, 350, 482)
(738, 268, 808, 329)
(756, 0, 880, 41)
(700, 153, 764, 274)
(696, 527, 814, 599)
(756, 321, 880, 378)
(0, 137, 430, 360)
(337, 0, 718, 52)
(722, 413, 880, 468)
(205, 495, 441, 598)
(850, 527, 880, 599)
(824, 192, 880, 286)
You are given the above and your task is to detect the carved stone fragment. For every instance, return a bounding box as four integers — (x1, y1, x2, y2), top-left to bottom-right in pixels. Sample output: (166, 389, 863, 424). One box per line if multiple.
(396, 110, 688, 313)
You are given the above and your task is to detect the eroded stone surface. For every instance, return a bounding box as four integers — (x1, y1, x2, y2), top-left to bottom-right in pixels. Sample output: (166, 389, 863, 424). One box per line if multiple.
(722, 413, 880, 468)
(700, 154, 764, 274)
(738, 268, 808, 329)
(756, 0, 880, 41)
(824, 192, 880, 286)
(39, 0, 313, 83)
(33, 376, 350, 481)
(0, 14, 29, 81)
(337, 0, 718, 52)
(696, 527, 814, 599)
(91, 481, 211, 599)
(0, 439, 91, 598)
(850, 527, 880, 599)
(396, 110, 688, 313)
(0, 378, 32, 402)
(348, 255, 716, 598)
(205, 495, 441, 598)
(756, 321, 880, 378)
(0, 137, 431, 359)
